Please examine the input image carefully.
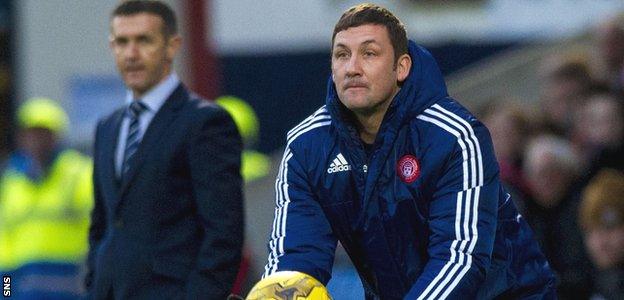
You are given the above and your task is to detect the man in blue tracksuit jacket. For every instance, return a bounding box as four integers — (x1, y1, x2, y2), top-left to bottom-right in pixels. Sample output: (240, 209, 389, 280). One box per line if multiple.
(263, 3, 556, 299)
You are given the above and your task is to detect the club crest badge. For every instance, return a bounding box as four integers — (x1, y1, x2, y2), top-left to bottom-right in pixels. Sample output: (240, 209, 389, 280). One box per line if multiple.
(397, 155, 420, 183)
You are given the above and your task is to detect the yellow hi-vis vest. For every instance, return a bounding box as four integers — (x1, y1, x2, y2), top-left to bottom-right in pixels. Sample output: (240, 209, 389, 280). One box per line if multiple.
(242, 150, 270, 183)
(0, 149, 93, 271)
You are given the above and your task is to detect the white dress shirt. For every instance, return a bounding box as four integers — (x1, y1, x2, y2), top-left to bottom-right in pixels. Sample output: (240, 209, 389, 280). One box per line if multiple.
(115, 73, 180, 178)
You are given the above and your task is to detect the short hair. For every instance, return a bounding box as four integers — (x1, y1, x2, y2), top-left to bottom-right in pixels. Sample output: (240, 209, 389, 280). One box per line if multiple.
(111, 0, 177, 36)
(479, 98, 533, 141)
(524, 134, 581, 177)
(332, 3, 408, 61)
(540, 53, 592, 84)
(580, 169, 624, 230)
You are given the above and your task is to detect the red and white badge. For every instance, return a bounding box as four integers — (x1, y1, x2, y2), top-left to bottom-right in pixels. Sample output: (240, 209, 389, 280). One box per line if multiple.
(397, 155, 420, 183)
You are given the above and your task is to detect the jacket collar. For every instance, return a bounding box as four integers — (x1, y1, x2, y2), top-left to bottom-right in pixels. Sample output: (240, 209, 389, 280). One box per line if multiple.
(6, 148, 63, 182)
(124, 72, 180, 113)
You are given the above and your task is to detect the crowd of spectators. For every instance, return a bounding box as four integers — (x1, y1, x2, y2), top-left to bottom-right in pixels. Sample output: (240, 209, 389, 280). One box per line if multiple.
(478, 13, 624, 300)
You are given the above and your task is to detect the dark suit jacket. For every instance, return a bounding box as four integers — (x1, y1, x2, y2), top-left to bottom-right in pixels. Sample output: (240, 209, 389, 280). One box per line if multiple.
(86, 84, 244, 299)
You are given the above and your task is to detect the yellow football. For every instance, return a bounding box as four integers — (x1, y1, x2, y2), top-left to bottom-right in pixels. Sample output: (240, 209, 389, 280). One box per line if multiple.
(246, 271, 332, 300)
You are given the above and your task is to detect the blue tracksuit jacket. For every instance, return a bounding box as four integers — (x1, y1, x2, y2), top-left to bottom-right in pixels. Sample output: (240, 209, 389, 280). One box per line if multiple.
(264, 41, 556, 299)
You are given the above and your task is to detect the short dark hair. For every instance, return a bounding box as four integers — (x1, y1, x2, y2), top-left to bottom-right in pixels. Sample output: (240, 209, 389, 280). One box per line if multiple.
(112, 0, 177, 36)
(332, 3, 408, 61)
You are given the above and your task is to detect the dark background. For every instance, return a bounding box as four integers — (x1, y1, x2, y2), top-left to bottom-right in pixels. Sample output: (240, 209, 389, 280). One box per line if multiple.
(0, 0, 13, 157)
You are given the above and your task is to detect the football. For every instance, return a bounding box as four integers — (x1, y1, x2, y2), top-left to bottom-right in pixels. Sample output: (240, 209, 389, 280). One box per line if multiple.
(246, 271, 332, 300)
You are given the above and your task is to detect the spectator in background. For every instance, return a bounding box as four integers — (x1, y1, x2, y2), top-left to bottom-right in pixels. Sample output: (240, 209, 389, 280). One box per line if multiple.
(595, 13, 624, 93)
(538, 53, 593, 137)
(522, 134, 594, 299)
(580, 169, 624, 300)
(571, 91, 624, 169)
(480, 98, 533, 208)
(0, 98, 93, 299)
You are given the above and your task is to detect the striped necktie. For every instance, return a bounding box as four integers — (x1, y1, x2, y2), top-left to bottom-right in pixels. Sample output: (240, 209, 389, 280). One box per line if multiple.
(122, 100, 147, 179)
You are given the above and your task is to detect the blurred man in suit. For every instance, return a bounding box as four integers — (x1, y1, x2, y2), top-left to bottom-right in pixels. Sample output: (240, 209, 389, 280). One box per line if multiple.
(86, 1, 244, 299)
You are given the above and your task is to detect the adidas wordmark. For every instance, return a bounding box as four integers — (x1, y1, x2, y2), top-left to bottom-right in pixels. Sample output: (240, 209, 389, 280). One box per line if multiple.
(327, 153, 352, 173)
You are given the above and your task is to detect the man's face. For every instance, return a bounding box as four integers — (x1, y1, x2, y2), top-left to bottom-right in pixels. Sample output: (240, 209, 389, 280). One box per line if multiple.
(17, 128, 57, 161)
(110, 13, 179, 97)
(331, 24, 407, 116)
(525, 152, 570, 208)
(586, 225, 624, 269)
(597, 23, 624, 71)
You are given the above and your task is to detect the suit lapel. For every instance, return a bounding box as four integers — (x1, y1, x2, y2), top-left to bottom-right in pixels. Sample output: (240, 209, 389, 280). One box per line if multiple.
(118, 84, 188, 198)
(101, 109, 125, 206)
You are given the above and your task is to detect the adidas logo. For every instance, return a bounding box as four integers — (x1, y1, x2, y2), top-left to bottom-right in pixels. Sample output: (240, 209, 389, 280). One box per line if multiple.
(327, 153, 352, 173)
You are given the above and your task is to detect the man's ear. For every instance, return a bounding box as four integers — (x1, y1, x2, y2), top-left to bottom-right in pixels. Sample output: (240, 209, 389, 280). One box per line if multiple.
(166, 34, 182, 61)
(396, 53, 412, 83)
(109, 34, 115, 50)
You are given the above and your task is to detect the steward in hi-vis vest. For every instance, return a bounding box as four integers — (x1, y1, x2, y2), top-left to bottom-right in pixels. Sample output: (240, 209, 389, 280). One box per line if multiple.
(0, 98, 93, 298)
